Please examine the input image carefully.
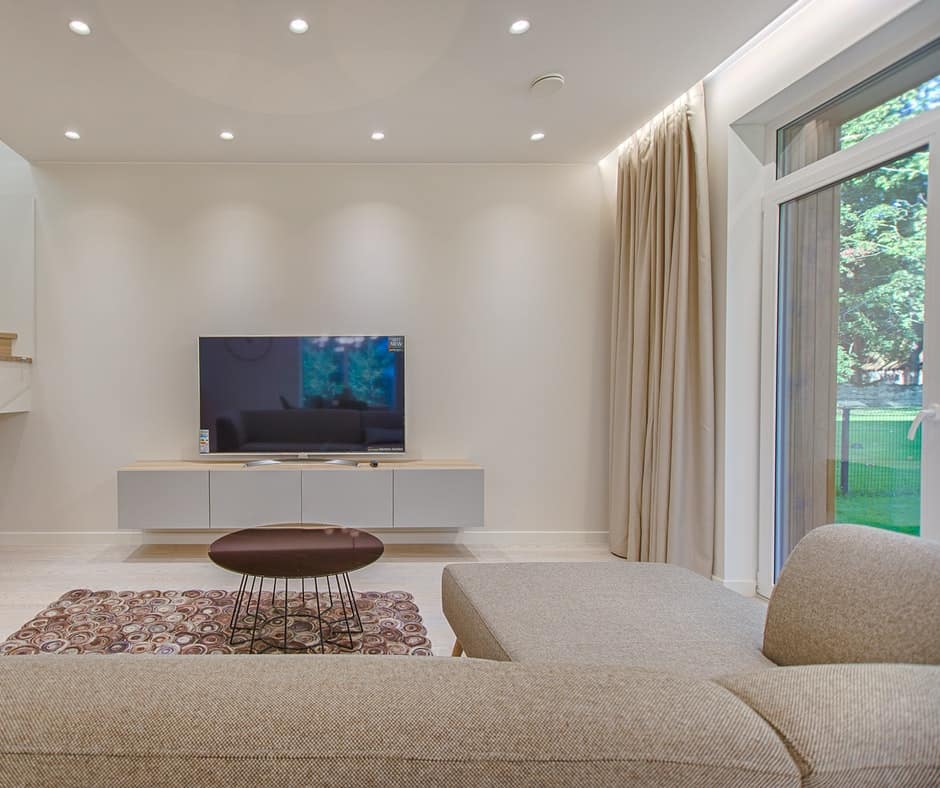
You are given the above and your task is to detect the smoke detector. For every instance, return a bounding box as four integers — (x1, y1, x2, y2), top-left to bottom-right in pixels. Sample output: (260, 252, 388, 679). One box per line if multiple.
(529, 73, 566, 98)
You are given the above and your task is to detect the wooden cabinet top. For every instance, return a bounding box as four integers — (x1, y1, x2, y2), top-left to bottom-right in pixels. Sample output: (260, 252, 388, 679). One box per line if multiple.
(119, 459, 482, 472)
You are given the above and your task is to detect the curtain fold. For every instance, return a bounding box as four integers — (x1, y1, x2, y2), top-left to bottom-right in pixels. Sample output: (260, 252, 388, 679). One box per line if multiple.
(608, 82, 716, 576)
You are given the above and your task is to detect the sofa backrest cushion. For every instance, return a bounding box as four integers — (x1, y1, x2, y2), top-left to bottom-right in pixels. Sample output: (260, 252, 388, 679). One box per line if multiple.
(0, 654, 801, 787)
(763, 524, 940, 666)
(717, 663, 940, 788)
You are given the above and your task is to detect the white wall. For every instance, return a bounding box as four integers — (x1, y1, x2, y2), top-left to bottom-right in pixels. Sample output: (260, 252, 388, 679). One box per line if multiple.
(704, 0, 933, 587)
(0, 163, 612, 536)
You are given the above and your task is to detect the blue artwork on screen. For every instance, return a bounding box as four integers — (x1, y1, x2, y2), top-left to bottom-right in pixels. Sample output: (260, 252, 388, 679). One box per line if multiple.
(301, 336, 398, 409)
(199, 336, 405, 454)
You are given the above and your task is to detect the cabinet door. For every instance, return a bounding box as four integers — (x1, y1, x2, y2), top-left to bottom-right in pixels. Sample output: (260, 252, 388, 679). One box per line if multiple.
(393, 469, 484, 528)
(302, 469, 393, 529)
(118, 470, 209, 529)
(210, 470, 301, 529)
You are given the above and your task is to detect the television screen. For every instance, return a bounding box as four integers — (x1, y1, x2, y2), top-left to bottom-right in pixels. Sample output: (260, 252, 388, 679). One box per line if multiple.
(199, 336, 405, 454)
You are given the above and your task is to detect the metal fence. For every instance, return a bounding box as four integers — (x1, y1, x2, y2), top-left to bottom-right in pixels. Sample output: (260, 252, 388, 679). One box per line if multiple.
(835, 407, 921, 497)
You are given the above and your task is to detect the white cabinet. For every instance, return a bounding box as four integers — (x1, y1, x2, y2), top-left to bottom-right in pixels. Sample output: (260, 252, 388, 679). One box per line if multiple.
(116, 461, 484, 531)
(302, 468, 393, 528)
(118, 470, 209, 529)
(210, 469, 301, 529)
(393, 468, 484, 528)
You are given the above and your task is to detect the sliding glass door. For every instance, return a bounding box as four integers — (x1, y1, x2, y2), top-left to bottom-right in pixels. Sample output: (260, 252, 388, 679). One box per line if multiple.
(759, 43, 940, 591)
(774, 150, 928, 574)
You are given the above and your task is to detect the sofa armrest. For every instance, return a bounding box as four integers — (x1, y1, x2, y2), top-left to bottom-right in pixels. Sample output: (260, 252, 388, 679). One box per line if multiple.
(763, 524, 940, 666)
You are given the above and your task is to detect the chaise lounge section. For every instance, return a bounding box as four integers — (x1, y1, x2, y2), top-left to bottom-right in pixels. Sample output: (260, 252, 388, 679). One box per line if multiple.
(443, 560, 773, 675)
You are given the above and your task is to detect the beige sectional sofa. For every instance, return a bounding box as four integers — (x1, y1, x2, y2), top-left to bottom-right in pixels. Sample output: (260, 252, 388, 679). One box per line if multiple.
(1, 525, 938, 787)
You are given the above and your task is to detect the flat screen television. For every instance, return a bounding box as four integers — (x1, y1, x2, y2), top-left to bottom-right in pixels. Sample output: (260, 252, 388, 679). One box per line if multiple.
(198, 335, 405, 454)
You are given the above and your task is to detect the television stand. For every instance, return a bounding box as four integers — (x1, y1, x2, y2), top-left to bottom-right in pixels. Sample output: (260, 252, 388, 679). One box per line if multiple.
(117, 459, 483, 531)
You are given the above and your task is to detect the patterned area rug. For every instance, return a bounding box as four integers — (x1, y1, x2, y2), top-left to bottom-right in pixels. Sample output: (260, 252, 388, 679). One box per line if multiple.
(0, 588, 432, 656)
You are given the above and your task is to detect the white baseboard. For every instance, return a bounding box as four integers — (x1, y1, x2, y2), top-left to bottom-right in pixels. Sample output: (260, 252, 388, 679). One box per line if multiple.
(0, 529, 609, 549)
(712, 575, 758, 597)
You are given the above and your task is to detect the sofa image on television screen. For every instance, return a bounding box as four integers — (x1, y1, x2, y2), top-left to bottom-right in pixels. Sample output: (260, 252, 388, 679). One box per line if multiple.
(215, 408, 404, 453)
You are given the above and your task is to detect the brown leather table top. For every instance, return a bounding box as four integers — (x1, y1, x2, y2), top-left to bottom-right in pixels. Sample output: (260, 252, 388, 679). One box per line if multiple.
(208, 526, 384, 578)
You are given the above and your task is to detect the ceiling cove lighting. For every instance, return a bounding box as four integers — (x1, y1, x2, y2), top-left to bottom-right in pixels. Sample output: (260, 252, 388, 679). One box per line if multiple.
(371, 131, 385, 141)
(530, 131, 545, 142)
(64, 130, 81, 140)
(68, 20, 91, 36)
(509, 19, 530, 35)
(289, 19, 309, 34)
(219, 131, 235, 141)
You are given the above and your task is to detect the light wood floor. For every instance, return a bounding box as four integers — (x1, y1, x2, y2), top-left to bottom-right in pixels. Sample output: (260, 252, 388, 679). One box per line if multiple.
(0, 543, 615, 656)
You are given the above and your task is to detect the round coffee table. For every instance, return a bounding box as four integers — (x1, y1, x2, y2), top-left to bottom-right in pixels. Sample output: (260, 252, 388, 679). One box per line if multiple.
(208, 526, 384, 654)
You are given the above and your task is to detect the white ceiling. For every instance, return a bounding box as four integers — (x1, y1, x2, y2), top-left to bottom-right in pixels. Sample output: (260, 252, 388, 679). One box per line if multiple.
(0, 0, 795, 163)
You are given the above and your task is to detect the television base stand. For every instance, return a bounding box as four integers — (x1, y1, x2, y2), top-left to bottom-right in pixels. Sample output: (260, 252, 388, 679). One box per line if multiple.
(243, 458, 360, 468)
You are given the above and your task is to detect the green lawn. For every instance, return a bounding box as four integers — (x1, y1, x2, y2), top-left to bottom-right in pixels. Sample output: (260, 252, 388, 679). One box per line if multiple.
(832, 495, 920, 536)
(833, 408, 920, 536)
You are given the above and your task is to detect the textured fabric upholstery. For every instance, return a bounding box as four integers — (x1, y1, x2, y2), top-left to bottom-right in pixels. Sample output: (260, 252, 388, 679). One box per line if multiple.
(718, 663, 940, 788)
(764, 524, 940, 666)
(442, 561, 774, 677)
(442, 567, 511, 661)
(0, 655, 801, 788)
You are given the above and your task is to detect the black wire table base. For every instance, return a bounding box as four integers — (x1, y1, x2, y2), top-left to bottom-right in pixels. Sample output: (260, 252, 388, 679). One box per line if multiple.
(227, 572, 365, 654)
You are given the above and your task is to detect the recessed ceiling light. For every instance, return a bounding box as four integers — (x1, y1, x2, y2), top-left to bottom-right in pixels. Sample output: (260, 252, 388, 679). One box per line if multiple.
(530, 131, 545, 142)
(289, 18, 309, 34)
(69, 20, 91, 36)
(371, 131, 385, 141)
(509, 19, 530, 35)
(64, 130, 81, 140)
(219, 131, 235, 141)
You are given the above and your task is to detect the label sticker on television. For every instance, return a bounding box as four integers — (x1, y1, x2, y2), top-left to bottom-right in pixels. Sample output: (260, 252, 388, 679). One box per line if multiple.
(388, 336, 404, 352)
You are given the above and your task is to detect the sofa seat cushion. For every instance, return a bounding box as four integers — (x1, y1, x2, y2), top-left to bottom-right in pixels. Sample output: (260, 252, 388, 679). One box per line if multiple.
(443, 561, 774, 677)
(0, 654, 800, 788)
(717, 664, 940, 788)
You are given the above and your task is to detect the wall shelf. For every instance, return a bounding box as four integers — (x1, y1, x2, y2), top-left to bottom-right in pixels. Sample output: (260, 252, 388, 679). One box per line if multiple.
(0, 193, 36, 412)
(0, 332, 32, 412)
(0, 332, 31, 363)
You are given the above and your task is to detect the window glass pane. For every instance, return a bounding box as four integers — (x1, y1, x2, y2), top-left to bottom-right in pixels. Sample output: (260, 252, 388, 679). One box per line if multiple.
(840, 76, 940, 151)
(775, 149, 927, 575)
(777, 40, 940, 177)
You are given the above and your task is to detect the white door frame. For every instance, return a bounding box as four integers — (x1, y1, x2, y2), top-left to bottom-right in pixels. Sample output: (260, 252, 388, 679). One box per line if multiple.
(757, 108, 940, 597)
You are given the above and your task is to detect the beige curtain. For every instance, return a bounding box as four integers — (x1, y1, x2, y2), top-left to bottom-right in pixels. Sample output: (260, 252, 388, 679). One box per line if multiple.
(608, 82, 715, 576)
